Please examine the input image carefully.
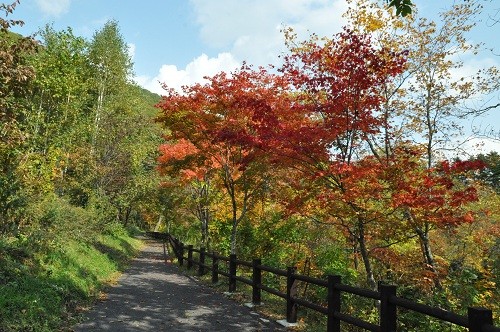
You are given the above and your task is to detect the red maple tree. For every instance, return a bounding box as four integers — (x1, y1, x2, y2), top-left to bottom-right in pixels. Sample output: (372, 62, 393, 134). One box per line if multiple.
(156, 65, 289, 254)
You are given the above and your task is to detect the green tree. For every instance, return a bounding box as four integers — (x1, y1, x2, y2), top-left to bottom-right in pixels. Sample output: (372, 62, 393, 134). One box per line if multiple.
(474, 152, 500, 192)
(93, 85, 162, 225)
(88, 20, 133, 153)
(0, 1, 37, 234)
(86, 20, 149, 224)
(23, 25, 94, 200)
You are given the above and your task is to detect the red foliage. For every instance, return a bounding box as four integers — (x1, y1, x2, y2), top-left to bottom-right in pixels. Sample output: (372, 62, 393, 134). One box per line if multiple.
(155, 65, 290, 211)
(248, 30, 408, 177)
(158, 139, 198, 164)
(391, 155, 483, 227)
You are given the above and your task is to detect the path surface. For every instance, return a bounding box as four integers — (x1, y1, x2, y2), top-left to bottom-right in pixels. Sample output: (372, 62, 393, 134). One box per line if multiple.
(75, 238, 286, 331)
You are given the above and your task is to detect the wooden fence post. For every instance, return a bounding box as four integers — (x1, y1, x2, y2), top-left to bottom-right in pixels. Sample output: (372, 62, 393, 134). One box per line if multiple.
(252, 258, 262, 305)
(187, 245, 193, 270)
(198, 247, 206, 276)
(178, 242, 184, 266)
(169, 235, 176, 257)
(286, 266, 298, 323)
(162, 241, 168, 262)
(166, 235, 174, 259)
(327, 275, 341, 332)
(166, 235, 173, 257)
(379, 282, 397, 332)
(212, 252, 219, 283)
(468, 307, 493, 332)
(229, 254, 237, 292)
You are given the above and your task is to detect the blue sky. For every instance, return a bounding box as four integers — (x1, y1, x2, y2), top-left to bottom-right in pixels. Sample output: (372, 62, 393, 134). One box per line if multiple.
(8, 1, 499, 92)
(7, 0, 500, 153)
(9, 1, 205, 82)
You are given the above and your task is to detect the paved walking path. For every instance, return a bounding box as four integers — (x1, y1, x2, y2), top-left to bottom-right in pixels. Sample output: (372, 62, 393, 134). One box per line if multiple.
(75, 238, 285, 331)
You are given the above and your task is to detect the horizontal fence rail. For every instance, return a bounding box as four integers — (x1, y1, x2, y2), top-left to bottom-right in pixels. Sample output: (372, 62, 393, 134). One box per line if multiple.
(147, 232, 499, 332)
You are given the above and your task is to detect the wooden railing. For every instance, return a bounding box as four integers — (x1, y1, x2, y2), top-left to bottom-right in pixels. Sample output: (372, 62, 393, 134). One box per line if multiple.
(148, 232, 499, 332)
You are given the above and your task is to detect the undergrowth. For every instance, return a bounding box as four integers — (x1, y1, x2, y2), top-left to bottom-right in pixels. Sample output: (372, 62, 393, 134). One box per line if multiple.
(0, 224, 143, 332)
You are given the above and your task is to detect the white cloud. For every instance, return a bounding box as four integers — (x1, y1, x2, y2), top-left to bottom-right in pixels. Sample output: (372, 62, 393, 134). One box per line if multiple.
(35, 0, 70, 17)
(449, 53, 499, 84)
(458, 137, 500, 157)
(189, 0, 347, 67)
(135, 53, 240, 95)
(139, 1, 349, 94)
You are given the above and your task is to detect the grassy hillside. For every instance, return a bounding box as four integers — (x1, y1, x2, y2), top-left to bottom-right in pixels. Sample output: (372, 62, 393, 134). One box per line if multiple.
(0, 224, 143, 332)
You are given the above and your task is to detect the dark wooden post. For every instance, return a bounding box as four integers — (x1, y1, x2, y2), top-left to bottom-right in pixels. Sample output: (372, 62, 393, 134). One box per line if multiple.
(162, 241, 168, 262)
(229, 254, 237, 292)
(172, 237, 180, 259)
(252, 258, 262, 305)
(286, 266, 298, 323)
(468, 307, 493, 332)
(198, 247, 206, 276)
(211, 252, 219, 283)
(187, 245, 193, 270)
(177, 241, 182, 262)
(327, 275, 341, 332)
(167, 235, 174, 258)
(178, 242, 184, 266)
(379, 282, 397, 332)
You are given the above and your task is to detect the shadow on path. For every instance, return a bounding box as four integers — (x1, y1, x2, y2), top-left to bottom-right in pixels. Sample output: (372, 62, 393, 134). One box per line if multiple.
(75, 239, 285, 331)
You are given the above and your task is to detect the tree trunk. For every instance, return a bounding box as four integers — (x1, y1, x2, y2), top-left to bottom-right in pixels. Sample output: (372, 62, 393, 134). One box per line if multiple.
(123, 206, 132, 225)
(154, 215, 163, 232)
(415, 224, 442, 290)
(201, 207, 209, 249)
(91, 83, 105, 155)
(357, 219, 377, 290)
(230, 220, 237, 255)
(224, 165, 239, 255)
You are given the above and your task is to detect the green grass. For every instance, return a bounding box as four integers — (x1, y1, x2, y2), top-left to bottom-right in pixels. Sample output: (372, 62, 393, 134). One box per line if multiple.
(0, 225, 143, 332)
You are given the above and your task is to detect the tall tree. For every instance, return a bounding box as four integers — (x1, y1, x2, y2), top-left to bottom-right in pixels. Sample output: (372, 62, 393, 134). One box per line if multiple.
(23, 25, 93, 199)
(0, 1, 37, 234)
(28, 25, 91, 151)
(157, 66, 287, 254)
(88, 20, 132, 153)
(86, 20, 153, 224)
(94, 85, 162, 224)
(258, 29, 407, 289)
(345, 0, 499, 288)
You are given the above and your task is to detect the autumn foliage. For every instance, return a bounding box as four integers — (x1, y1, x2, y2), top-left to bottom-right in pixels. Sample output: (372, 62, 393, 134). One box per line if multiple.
(156, 10, 498, 325)
(156, 66, 291, 253)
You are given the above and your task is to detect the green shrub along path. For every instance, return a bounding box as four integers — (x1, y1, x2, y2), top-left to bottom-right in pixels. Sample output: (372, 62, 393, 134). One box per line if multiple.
(0, 226, 143, 332)
(75, 237, 285, 332)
